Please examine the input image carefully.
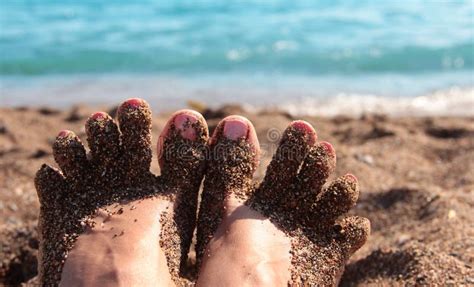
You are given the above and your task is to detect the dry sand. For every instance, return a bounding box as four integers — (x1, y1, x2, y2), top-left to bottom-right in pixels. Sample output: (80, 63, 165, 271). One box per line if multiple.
(1, 104, 473, 285)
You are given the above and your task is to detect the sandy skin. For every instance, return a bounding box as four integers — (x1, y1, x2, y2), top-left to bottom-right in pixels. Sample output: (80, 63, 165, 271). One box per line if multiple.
(196, 117, 370, 286)
(35, 99, 209, 286)
(2, 103, 472, 286)
(34, 101, 369, 286)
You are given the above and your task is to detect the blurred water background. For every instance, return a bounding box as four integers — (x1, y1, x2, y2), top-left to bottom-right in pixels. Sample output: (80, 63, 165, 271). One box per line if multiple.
(0, 0, 473, 115)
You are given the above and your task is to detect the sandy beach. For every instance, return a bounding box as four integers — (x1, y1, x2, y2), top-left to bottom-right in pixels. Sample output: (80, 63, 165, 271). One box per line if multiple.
(0, 103, 473, 285)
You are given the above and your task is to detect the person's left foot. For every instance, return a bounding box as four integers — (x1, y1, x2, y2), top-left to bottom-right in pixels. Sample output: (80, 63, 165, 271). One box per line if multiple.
(34, 99, 208, 286)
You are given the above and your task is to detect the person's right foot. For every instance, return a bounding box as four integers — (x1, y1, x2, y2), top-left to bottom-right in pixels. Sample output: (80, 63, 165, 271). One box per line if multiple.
(196, 116, 370, 286)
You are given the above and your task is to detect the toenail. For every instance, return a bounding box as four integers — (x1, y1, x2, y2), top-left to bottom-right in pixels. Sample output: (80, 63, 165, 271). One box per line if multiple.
(174, 113, 198, 140)
(91, 112, 107, 120)
(57, 130, 71, 138)
(344, 173, 358, 183)
(223, 119, 248, 140)
(291, 120, 312, 132)
(123, 98, 144, 108)
(320, 141, 335, 156)
(290, 120, 317, 143)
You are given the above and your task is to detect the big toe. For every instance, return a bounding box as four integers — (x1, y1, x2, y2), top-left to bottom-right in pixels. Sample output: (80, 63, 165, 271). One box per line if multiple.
(208, 115, 259, 196)
(196, 115, 260, 266)
(158, 109, 209, 188)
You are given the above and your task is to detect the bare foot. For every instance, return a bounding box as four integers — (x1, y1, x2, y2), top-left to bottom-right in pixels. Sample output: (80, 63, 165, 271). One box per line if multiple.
(34, 99, 208, 286)
(196, 116, 370, 286)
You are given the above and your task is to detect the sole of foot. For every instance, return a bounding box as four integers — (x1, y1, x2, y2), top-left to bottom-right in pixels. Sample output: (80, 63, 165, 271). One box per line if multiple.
(35, 99, 208, 286)
(196, 116, 370, 286)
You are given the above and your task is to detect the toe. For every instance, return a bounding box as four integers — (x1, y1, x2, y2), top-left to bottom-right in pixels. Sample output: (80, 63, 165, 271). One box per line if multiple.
(312, 174, 359, 226)
(208, 115, 259, 193)
(86, 112, 121, 168)
(117, 98, 153, 178)
(52, 130, 88, 181)
(297, 141, 336, 202)
(257, 120, 316, 204)
(336, 216, 370, 256)
(35, 164, 66, 207)
(157, 110, 209, 275)
(157, 109, 209, 186)
(197, 115, 259, 266)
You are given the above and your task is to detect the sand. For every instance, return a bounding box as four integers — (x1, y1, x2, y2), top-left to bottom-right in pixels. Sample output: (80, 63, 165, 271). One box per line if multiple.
(1, 104, 473, 285)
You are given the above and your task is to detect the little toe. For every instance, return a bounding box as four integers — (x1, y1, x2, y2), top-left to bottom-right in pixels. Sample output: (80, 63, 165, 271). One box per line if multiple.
(196, 115, 259, 266)
(52, 130, 88, 181)
(86, 112, 121, 169)
(312, 174, 359, 226)
(157, 109, 209, 187)
(35, 164, 66, 208)
(117, 98, 153, 178)
(256, 120, 316, 205)
(336, 216, 370, 257)
(296, 141, 336, 206)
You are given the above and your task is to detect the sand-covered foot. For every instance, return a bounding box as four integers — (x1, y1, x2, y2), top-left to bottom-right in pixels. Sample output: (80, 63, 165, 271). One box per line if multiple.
(196, 117, 370, 286)
(34, 99, 208, 286)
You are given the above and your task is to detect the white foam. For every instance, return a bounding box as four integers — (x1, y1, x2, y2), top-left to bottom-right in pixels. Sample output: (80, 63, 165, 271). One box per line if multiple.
(279, 87, 474, 117)
(1, 74, 472, 117)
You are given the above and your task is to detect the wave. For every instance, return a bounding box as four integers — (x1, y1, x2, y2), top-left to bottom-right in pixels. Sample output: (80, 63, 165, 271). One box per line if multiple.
(1, 74, 472, 116)
(0, 43, 472, 75)
(1, 0, 472, 75)
(278, 87, 474, 117)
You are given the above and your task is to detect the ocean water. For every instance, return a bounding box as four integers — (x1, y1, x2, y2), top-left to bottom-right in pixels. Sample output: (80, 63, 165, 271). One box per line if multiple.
(0, 0, 473, 115)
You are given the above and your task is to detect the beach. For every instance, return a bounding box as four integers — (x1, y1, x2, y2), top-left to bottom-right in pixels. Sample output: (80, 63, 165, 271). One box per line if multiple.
(1, 0, 473, 284)
(1, 103, 473, 285)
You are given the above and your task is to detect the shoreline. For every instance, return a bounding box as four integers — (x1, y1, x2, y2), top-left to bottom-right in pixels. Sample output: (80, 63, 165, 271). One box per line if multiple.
(1, 73, 473, 117)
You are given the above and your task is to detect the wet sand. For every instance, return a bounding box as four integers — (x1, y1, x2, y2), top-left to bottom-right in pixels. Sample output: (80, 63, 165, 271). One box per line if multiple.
(1, 104, 473, 285)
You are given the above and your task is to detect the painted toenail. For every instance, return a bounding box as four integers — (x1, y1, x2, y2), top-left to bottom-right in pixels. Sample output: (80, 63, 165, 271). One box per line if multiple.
(344, 173, 358, 183)
(320, 141, 335, 156)
(291, 120, 317, 144)
(124, 98, 143, 108)
(291, 120, 312, 132)
(174, 113, 198, 140)
(223, 119, 248, 140)
(91, 112, 107, 120)
(57, 130, 71, 138)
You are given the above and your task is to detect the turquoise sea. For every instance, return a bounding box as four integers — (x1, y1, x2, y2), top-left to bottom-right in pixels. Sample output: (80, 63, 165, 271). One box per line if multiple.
(0, 0, 473, 115)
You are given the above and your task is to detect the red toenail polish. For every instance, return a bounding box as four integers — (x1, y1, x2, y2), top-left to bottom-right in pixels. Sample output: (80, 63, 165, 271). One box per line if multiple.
(291, 120, 312, 132)
(57, 130, 72, 138)
(291, 120, 317, 144)
(223, 119, 248, 140)
(124, 98, 143, 108)
(345, 173, 358, 183)
(320, 141, 335, 156)
(91, 112, 107, 120)
(174, 113, 198, 140)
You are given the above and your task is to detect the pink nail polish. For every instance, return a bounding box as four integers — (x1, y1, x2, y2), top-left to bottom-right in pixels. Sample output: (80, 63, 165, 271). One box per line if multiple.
(344, 173, 358, 183)
(57, 130, 71, 138)
(291, 120, 317, 145)
(124, 98, 143, 108)
(91, 112, 107, 120)
(223, 119, 248, 140)
(174, 113, 198, 140)
(320, 141, 335, 156)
